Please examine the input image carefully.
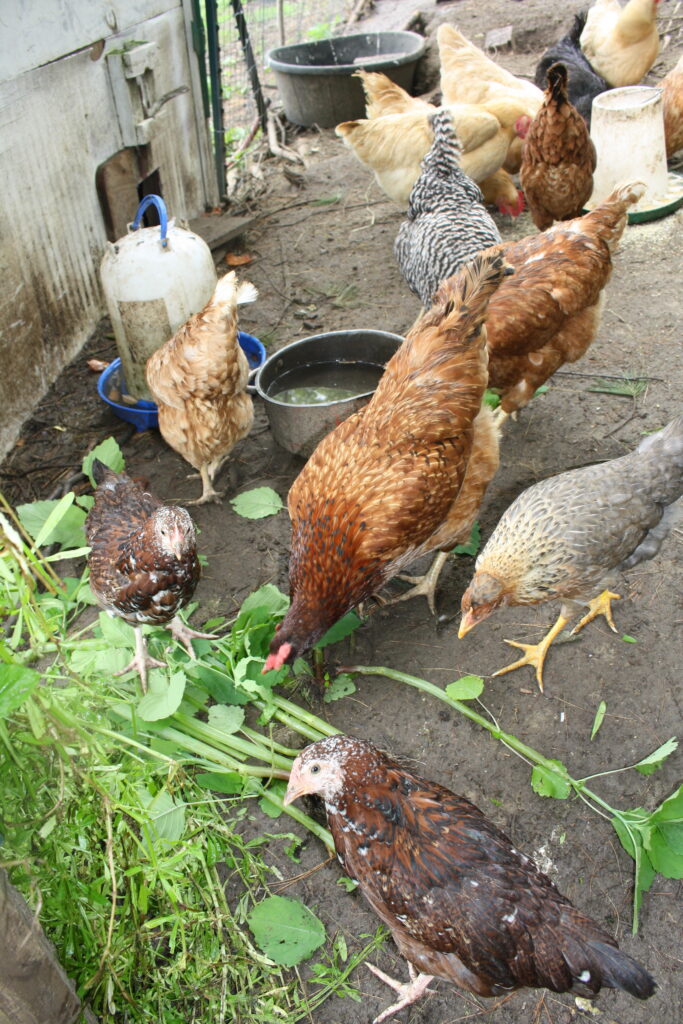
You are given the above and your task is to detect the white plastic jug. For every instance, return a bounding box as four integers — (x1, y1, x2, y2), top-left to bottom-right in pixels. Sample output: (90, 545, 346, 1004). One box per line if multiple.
(100, 195, 217, 401)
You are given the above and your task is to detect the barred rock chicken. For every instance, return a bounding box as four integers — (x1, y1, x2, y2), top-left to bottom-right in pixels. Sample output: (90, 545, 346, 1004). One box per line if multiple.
(437, 24, 543, 173)
(661, 54, 683, 159)
(263, 253, 511, 672)
(285, 735, 656, 1022)
(353, 70, 525, 217)
(481, 180, 645, 419)
(460, 416, 683, 691)
(535, 14, 610, 126)
(394, 109, 502, 307)
(146, 271, 257, 504)
(519, 63, 597, 231)
(85, 460, 212, 691)
(580, 0, 661, 88)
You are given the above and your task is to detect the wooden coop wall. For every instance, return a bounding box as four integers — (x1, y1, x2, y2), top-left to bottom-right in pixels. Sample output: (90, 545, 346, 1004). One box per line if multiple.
(0, 0, 217, 460)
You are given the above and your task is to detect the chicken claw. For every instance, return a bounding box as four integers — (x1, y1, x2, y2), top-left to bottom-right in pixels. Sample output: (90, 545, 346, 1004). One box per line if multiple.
(386, 552, 450, 614)
(571, 590, 621, 636)
(114, 626, 165, 694)
(169, 615, 218, 659)
(183, 466, 224, 505)
(366, 961, 435, 1023)
(493, 613, 570, 692)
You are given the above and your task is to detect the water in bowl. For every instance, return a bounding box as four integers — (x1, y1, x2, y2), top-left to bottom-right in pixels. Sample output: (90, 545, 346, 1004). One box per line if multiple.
(269, 360, 384, 405)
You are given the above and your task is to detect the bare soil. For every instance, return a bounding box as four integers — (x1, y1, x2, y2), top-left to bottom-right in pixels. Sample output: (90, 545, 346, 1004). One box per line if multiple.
(2, 1, 682, 1022)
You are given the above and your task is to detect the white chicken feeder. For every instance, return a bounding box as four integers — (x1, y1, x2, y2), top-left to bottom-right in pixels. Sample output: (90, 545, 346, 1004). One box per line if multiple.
(100, 195, 217, 401)
(588, 86, 683, 222)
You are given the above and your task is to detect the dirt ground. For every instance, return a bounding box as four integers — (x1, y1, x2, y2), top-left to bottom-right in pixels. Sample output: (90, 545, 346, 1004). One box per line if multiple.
(2, 1, 682, 1022)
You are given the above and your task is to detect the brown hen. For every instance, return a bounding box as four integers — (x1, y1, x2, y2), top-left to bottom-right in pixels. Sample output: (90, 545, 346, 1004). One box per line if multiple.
(285, 735, 656, 1022)
(460, 416, 683, 690)
(146, 271, 257, 504)
(85, 460, 213, 691)
(520, 63, 597, 231)
(661, 54, 683, 159)
(263, 253, 510, 671)
(481, 180, 645, 419)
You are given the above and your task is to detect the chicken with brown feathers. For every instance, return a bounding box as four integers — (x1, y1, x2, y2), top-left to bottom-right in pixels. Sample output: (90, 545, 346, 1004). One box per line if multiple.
(146, 271, 257, 504)
(263, 252, 510, 672)
(85, 460, 213, 691)
(519, 63, 597, 231)
(480, 181, 645, 420)
(285, 735, 656, 1023)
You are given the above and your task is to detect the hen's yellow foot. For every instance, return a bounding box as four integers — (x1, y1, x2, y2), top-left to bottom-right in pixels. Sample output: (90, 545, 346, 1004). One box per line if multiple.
(571, 590, 621, 636)
(492, 613, 570, 692)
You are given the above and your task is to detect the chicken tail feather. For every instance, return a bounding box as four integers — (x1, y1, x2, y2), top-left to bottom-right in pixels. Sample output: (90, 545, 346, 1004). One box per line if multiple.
(236, 281, 258, 305)
(430, 251, 514, 335)
(584, 940, 656, 1000)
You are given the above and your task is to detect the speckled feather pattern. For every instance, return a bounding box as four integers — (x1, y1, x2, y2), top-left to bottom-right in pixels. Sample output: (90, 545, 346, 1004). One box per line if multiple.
(394, 109, 502, 307)
(274, 255, 508, 654)
(85, 464, 200, 626)
(145, 272, 254, 473)
(478, 181, 644, 413)
(291, 736, 655, 999)
(475, 415, 683, 608)
(520, 63, 597, 231)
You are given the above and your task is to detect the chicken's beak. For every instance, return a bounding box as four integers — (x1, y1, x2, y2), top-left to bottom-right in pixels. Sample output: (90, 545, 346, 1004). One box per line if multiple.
(283, 771, 306, 806)
(458, 610, 478, 639)
(170, 527, 186, 560)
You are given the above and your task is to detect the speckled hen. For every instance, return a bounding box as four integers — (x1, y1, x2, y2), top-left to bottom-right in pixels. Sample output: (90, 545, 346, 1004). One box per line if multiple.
(285, 735, 656, 1023)
(394, 108, 502, 307)
(85, 459, 213, 691)
(460, 415, 683, 690)
(263, 253, 510, 672)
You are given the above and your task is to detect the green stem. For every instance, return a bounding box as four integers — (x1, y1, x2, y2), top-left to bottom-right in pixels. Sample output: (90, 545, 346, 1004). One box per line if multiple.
(255, 693, 339, 740)
(254, 783, 334, 852)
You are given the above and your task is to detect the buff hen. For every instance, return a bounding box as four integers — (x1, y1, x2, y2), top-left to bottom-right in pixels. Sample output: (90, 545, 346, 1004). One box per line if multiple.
(520, 63, 597, 231)
(394, 109, 501, 307)
(285, 735, 656, 1023)
(263, 253, 511, 672)
(146, 271, 257, 504)
(460, 416, 683, 691)
(85, 460, 212, 691)
(481, 180, 645, 419)
(661, 54, 683, 159)
(579, 0, 661, 87)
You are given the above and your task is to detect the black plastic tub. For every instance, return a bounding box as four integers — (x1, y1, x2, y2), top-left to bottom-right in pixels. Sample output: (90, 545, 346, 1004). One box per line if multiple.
(266, 31, 426, 128)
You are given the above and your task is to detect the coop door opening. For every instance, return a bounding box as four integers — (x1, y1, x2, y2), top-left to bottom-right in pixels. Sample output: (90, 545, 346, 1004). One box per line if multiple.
(96, 148, 162, 241)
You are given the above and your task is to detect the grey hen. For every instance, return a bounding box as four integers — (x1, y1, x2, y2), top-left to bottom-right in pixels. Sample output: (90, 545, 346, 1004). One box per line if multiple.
(394, 108, 501, 307)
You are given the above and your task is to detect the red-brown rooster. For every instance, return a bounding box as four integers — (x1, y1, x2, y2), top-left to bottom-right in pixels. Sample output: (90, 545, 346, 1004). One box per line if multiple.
(264, 253, 511, 672)
(85, 459, 213, 690)
(285, 735, 656, 1022)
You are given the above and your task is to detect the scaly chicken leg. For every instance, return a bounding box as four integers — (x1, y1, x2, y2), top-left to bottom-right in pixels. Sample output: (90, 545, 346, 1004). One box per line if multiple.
(114, 627, 166, 694)
(366, 962, 435, 1024)
(168, 614, 218, 656)
(184, 464, 223, 505)
(386, 551, 450, 613)
(571, 589, 621, 635)
(493, 613, 570, 693)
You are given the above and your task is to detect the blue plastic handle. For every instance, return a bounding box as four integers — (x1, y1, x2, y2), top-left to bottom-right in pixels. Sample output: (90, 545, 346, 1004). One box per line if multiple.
(131, 194, 168, 247)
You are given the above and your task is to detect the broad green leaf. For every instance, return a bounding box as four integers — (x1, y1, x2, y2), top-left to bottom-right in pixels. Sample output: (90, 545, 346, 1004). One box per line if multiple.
(0, 664, 40, 718)
(231, 487, 283, 520)
(644, 826, 683, 877)
(337, 876, 359, 893)
(590, 700, 607, 741)
(323, 673, 356, 703)
(446, 675, 485, 701)
(259, 781, 288, 819)
(138, 787, 186, 846)
(97, 612, 136, 648)
(453, 522, 481, 557)
(247, 895, 326, 966)
(195, 771, 245, 795)
(649, 784, 683, 823)
(137, 670, 187, 721)
(611, 812, 656, 932)
(187, 660, 250, 705)
(483, 389, 501, 410)
(237, 584, 290, 619)
(82, 437, 125, 485)
(315, 611, 362, 649)
(634, 737, 678, 776)
(530, 761, 571, 799)
(208, 704, 245, 734)
(292, 657, 313, 677)
(17, 495, 87, 551)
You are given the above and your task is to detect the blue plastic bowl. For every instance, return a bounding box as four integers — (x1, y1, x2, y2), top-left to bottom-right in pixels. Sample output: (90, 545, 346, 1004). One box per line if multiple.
(97, 332, 267, 431)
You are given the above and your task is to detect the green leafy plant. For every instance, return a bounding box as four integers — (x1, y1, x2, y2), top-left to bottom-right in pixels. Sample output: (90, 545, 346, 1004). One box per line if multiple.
(231, 486, 284, 519)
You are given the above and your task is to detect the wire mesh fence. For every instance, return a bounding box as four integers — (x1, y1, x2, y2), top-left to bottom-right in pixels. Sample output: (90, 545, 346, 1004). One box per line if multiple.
(209, 0, 354, 159)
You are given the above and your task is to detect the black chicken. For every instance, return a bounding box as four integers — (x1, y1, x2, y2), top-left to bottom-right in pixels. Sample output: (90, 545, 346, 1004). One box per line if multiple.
(535, 13, 610, 126)
(285, 735, 656, 1022)
(85, 459, 213, 690)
